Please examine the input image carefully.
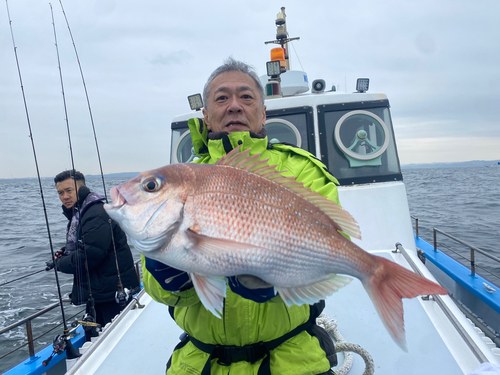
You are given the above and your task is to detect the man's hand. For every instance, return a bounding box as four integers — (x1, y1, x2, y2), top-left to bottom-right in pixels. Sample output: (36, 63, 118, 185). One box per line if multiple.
(46, 248, 65, 271)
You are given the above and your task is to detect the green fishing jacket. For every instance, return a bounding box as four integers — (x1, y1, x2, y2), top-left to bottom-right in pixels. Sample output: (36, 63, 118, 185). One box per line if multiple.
(142, 118, 342, 375)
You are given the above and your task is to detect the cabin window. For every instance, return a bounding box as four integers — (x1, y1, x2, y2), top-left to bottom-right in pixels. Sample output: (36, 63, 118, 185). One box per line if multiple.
(170, 106, 315, 164)
(170, 121, 192, 164)
(265, 106, 315, 154)
(317, 101, 402, 185)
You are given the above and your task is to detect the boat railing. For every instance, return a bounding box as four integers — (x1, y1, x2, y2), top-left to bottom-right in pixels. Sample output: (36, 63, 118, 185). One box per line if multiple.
(0, 258, 142, 370)
(411, 216, 500, 283)
(0, 300, 84, 363)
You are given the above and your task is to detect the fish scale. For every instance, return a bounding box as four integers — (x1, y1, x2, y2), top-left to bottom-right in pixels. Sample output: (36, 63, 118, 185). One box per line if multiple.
(178, 164, 364, 288)
(104, 146, 448, 350)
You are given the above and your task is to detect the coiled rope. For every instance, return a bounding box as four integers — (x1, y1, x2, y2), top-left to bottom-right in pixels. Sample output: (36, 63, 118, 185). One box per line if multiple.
(316, 313, 375, 375)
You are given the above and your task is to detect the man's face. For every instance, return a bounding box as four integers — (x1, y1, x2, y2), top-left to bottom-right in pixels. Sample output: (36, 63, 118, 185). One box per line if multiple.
(203, 71, 266, 134)
(56, 178, 81, 209)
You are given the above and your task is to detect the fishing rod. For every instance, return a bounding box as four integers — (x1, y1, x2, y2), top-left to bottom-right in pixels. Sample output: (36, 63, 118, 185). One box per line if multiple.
(57, 0, 131, 307)
(0, 268, 46, 287)
(57, 0, 107, 202)
(4, 0, 80, 365)
(49, 3, 100, 343)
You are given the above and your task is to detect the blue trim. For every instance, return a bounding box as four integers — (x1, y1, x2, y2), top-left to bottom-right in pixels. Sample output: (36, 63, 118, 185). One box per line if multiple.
(4, 326, 85, 375)
(415, 235, 500, 313)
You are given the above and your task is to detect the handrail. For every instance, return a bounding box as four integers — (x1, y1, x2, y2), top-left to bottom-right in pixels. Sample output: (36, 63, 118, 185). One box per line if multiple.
(0, 300, 69, 335)
(410, 215, 419, 237)
(1, 258, 143, 365)
(0, 308, 84, 362)
(432, 228, 500, 276)
(394, 242, 489, 363)
(0, 299, 71, 359)
(411, 216, 500, 280)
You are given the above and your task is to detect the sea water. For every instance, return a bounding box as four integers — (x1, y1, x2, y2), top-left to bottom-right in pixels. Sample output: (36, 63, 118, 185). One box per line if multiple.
(0, 177, 134, 373)
(0, 167, 499, 372)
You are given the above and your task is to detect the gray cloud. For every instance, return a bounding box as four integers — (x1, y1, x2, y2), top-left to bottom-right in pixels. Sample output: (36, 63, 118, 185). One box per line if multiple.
(150, 50, 193, 65)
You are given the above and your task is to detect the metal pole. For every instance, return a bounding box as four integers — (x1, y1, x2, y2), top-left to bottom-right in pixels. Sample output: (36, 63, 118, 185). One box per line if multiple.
(470, 247, 476, 276)
(26, 320, 35, 357)
(433, 228, 437, 251)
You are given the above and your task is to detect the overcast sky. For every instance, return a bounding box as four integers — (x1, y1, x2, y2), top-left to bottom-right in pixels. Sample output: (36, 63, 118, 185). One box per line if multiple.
(1, 0, 499, 179)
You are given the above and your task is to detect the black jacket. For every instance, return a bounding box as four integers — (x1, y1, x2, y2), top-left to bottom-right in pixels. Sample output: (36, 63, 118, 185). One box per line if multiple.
(56, 187, 140, 305)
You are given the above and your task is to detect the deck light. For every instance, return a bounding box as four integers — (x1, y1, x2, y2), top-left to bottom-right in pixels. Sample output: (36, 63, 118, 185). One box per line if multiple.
(266, 61, 281, 77)
(188, 94, 203, 111)
(356, 78, 370, 93)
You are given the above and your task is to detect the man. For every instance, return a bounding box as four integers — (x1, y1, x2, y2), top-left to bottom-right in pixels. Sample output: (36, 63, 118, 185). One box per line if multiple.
(54, 170, 139, 340)
(142, 58, 341, 374)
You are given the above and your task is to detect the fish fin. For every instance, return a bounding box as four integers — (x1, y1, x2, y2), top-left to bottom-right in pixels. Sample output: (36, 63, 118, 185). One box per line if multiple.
(190, 273, 227, 318)
(216, 146, 282, 175)
(362, 255, 448, 352)
(216, 146, 250, 166)
(276, 274, 352, 307)
(214, 146, 361, 239)
(282, 184, 361, 239)
(185, 228, 264, 253)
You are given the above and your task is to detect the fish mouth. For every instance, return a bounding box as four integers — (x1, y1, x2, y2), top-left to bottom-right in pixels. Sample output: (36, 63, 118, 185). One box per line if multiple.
(108, 186, 127, 209)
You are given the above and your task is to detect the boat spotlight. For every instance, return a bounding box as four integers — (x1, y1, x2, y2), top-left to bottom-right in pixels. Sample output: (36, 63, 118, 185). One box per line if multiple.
(188, 93, 203, 111)
(266, 61, 281, 78)
(356, 78, 370, 93)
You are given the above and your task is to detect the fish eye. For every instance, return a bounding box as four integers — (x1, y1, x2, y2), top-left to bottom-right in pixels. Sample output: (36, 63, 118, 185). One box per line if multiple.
(141, 177, 162, 193)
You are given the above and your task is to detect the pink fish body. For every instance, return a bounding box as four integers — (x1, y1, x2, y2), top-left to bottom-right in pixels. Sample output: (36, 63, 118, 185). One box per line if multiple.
(104, 147, 447, 351)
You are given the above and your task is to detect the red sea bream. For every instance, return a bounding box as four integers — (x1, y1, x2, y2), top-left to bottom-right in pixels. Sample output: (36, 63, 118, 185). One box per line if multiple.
(104, 147, 447, 351)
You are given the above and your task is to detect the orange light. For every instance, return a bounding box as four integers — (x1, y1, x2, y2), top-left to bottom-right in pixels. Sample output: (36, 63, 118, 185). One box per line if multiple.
(270, 48, 285, 62)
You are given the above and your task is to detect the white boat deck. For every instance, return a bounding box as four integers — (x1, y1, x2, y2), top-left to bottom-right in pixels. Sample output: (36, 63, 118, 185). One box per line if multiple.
(65, 250, 498, 375)
(64, 180, 500, 374)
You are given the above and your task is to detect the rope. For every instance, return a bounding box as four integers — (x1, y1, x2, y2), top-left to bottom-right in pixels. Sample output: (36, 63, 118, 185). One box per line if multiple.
(316, 313, 375, 375)
(0, 269, 45, 287)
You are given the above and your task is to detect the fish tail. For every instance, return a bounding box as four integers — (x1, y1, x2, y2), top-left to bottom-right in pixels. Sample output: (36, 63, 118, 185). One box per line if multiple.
(362, 256, 448, 351)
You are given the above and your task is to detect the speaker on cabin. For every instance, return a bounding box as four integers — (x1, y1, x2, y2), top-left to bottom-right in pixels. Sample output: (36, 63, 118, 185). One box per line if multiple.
(311, 79, 326, 93)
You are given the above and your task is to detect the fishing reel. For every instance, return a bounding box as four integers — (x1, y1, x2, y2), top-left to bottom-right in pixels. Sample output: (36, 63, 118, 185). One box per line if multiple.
(79, 312, 101, 332)
(45, 260, 55, 271)
(115, 287, 131, 307)
(42, 334, 66, 366)
(42, 332, 80, 366)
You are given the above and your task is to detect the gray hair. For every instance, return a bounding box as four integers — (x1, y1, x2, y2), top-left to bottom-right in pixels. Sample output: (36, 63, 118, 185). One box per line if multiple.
(202, 57, 265, 110)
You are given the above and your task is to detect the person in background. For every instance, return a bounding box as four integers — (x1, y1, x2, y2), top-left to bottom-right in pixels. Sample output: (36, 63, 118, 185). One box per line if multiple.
(142, 57, 342, 374)
(53, 170, 139, 341)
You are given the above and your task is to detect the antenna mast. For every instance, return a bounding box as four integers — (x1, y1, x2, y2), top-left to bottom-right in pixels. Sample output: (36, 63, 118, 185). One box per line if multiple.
(264, 7, 299, 70)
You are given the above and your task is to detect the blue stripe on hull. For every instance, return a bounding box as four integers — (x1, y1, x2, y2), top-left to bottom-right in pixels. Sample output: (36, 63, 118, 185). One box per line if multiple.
(415, 234, 500, 314)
